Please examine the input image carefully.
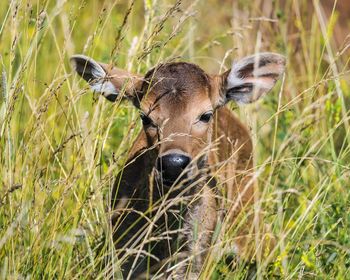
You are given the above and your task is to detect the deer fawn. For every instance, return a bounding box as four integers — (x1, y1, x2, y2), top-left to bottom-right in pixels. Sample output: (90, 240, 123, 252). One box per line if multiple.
(71, 52, 285, 279)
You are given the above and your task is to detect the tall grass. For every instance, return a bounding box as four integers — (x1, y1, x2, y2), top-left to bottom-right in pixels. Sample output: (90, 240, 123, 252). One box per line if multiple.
(0, 0, 349, 279)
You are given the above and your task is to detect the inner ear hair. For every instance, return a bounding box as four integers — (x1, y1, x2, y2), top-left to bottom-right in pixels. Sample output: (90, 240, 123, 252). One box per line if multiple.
(227, 83, 254, 94)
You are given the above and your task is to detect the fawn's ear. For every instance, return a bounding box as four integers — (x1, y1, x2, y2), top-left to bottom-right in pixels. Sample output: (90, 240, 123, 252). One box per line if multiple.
(70, 55, 143, 103)
(219, 53, 285, 104)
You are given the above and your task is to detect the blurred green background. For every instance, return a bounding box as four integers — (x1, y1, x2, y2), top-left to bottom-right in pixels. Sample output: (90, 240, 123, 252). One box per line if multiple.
(0, 0, 349, 279)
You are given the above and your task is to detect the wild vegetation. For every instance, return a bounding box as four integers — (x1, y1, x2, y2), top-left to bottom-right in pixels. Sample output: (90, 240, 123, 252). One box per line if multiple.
(0, 0, 349, 279)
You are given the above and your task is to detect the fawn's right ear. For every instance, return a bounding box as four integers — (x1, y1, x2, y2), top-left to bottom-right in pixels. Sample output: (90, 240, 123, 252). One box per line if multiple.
(70, 55, 143, 104)
(212, 53, 285, 106)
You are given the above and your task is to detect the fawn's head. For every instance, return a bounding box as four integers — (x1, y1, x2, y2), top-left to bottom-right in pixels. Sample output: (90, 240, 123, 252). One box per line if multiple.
(71, 53, 285, 185)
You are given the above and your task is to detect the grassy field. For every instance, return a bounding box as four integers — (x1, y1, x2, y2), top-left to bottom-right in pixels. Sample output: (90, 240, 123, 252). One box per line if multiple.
(0, 0, 349, 279)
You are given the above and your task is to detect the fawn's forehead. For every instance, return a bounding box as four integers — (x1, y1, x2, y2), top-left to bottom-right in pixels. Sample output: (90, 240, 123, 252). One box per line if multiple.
(140, 62, 212, 115)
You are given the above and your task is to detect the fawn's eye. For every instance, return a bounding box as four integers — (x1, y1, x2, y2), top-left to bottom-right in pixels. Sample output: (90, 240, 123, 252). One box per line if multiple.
(199, 112, 213, 123)
(140, 113, 155, 127)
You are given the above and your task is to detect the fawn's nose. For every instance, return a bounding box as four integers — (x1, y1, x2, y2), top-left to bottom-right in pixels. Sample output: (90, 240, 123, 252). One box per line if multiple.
(157, 153, 191, 185)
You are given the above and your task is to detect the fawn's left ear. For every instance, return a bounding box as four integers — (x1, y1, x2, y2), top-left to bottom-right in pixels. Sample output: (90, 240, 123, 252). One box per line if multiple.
(70, 55, 143, 104)
(219, 53, 285, 104)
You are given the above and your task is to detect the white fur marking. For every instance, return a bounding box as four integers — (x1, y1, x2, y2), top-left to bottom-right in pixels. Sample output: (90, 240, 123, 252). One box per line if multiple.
(90, 81, 118, 97)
